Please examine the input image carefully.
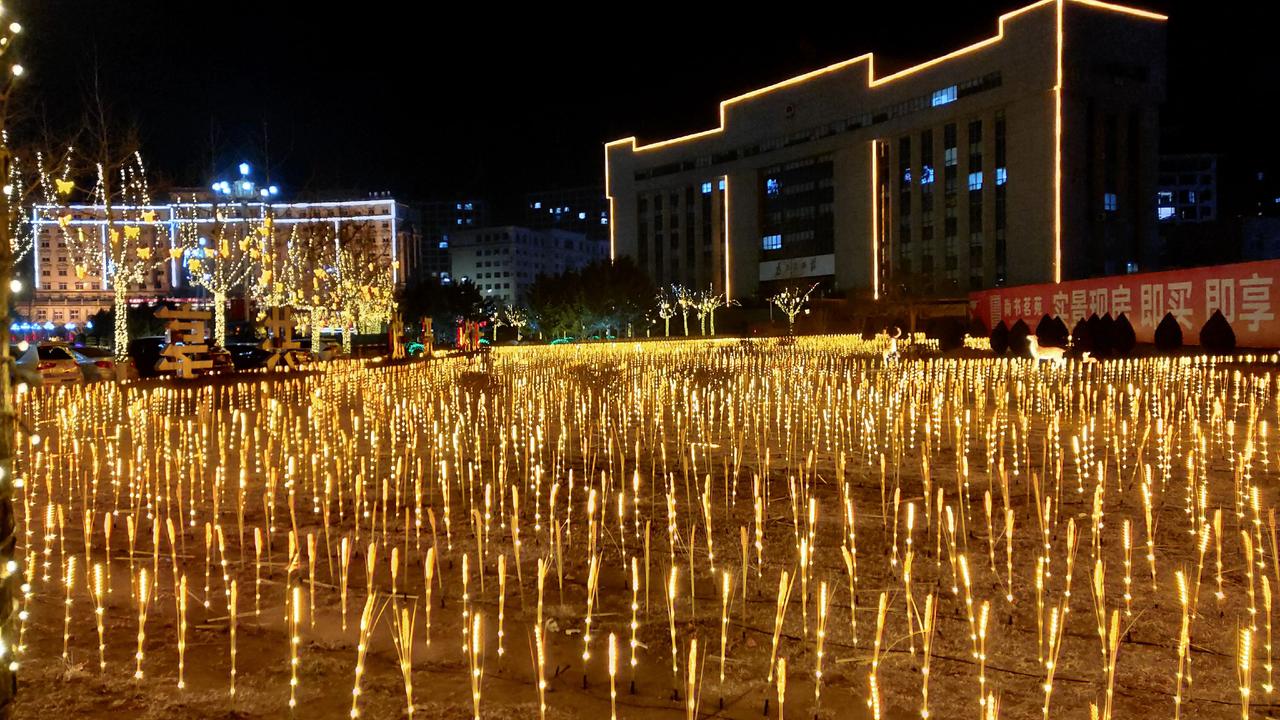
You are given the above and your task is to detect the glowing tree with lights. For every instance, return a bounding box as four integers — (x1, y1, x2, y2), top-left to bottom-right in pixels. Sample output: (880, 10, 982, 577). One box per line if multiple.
(253, 221, 338, 355)
(51, 153, 177, 360)
(673, 284, 694, 336)
(330, 236, 395, 352)
(655, 288, 677, 337)
(175, 199, 266, 347)
(694, 286, 730, 336)
(769, 283, 818, 334)
(1, 10, 33, 714)
(502, 304, 530, 342)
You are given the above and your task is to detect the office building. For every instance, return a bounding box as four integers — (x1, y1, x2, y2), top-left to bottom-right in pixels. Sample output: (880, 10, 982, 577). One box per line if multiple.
(409, 199, 489, 283)
(449, 225, 607, 305)
(605, 0, 1167, 300)
(1157, 154, 1218, 223)
(525, 186, 610, 242)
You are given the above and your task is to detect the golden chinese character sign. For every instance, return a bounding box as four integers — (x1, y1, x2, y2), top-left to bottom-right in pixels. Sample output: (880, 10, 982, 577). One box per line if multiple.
(970, 258, 1280, 347)
(261, 306, 303, 370)
(155, 307, 214, 379)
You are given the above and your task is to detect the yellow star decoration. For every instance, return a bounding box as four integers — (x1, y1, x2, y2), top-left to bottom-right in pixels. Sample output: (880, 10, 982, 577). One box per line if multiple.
(55, 179, 75, 195)
(124, 226, 141, 240)
(137, 247, 153, 260)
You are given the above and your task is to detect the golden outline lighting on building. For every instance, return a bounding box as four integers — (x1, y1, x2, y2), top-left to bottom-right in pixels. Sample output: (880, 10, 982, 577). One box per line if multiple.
(605, 0, 1166, 301)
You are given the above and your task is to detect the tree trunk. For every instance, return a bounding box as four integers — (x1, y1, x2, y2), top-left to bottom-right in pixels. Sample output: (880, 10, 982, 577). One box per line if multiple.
(213, 290, 227, 348)
(113, 282, 129, 362)
(682, 311, 689, 336)
(310, 315, 323, 358)
(0, 179, 18, 714)
(710, 310, 716, 336)
(342, 325, 353, 355)
(664, 317, 670, 337)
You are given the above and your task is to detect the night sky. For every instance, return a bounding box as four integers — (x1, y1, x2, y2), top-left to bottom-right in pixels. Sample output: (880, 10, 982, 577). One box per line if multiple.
(12, 1, 1272, 213)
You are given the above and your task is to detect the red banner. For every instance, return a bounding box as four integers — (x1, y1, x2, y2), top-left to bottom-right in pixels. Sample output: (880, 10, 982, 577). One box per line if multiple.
(969, 259, 1280, 347)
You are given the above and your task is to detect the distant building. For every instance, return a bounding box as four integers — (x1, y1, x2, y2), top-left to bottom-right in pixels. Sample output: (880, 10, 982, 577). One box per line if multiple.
(28, 193, 419, 326)
(1157, 154, 1218, 223)
(524, 186, 610, 242)
(409, 200, 490, 283)
(449, 225, 607, 305)
(606, 0, 1167, 300)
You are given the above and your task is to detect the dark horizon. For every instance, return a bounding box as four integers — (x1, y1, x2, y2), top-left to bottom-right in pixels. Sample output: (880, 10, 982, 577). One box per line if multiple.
(12, 1, 1272, 213)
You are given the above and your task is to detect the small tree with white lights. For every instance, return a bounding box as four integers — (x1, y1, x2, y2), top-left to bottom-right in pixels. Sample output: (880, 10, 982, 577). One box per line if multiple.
(769, 283, 818, 334)
(655, 288, 676, 337)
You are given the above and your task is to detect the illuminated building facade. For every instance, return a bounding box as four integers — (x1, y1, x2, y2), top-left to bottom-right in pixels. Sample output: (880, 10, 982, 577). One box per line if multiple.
(27, 195, 419, 326)
(606, 0, 1166, 300)
(449, 225, 606, 305)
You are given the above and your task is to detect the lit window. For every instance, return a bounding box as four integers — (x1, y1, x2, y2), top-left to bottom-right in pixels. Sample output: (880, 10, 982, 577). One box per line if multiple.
(533, 202, 541, 209)
(1104, 193, 1118, 212)
(921, 166, 935, 185)
(1157, 207, 1176, 220)
(465, 202, 473, 210)
(600, 217, 608, 225)
(766, 178, 780, 196)
(1126, 262, 1139, 273)
(944, 148, 957, 167)
(578, 212, 586, 220)
(902, 168, 912, 184)
(718, 179, 726, 191)
(438, 241, 448, 249)
(995, 168, 1007, 186)
(701, 182, 713, 194)
(931, 85, 958, 107)
(968, 172, 983, 191)
(456, 203, 462, 210)
(762, 234, 782, 251)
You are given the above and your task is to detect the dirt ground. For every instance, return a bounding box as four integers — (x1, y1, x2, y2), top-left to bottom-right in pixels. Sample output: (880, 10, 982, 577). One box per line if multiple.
(9, 337, 1280, 718)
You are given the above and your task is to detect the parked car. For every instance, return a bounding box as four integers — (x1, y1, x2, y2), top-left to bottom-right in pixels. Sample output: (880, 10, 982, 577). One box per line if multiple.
(16, 343, 82, 386)
(8, 344, 42, 388)
(71, 345, 118, 382)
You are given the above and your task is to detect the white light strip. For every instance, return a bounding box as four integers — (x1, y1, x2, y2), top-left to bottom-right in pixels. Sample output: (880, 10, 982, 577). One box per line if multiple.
(37, 215, 398, 226)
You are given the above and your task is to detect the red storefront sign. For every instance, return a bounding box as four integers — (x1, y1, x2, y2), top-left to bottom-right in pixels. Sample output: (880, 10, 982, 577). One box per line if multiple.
(969, 259, 1280, 347)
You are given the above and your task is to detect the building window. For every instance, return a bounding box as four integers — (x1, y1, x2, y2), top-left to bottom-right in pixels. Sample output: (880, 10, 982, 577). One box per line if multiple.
(762, 234, 782, 251)
(995, 168, 1007, 186)
(718, 179, 726, 191)
(766, 178, 780, 196)
(1158, 207, 1176, 221)
(1104, 193, 1118, 212)
(921, 166, 935, 185)
(931, 86, 957, 107)
(701, 182, 713, 194)
(968, 172, 983, 191)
